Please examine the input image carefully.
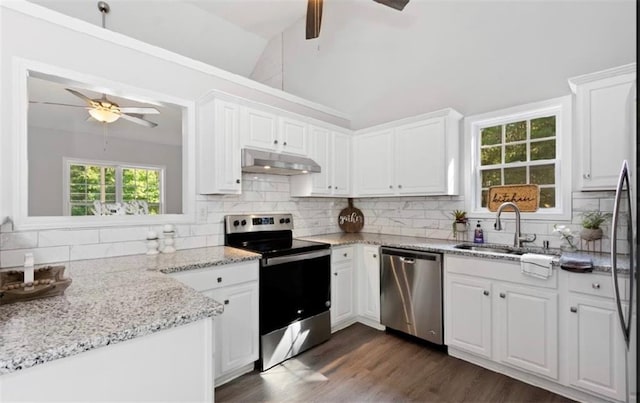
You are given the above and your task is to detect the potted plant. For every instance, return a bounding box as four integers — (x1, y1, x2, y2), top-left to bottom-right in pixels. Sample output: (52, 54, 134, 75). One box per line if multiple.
(580, 210, 611, 241)
(451, 210, 468, 233)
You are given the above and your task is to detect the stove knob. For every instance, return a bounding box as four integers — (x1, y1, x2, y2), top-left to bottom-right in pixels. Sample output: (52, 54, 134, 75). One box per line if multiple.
(285, 218, 291, 224)
(233, 220, 240, 227)
(241, 219, 247, 226)
(279, 218, 285, 224)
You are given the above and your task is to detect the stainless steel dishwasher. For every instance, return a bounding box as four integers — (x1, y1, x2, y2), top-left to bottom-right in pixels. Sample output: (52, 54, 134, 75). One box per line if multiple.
(380, 247, 443, 345)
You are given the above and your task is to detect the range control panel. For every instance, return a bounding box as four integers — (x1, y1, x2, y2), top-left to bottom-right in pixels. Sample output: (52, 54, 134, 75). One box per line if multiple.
(225, 213, 293, 234)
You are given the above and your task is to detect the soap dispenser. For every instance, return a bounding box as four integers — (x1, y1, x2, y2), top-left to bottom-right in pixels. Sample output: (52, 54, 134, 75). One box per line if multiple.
(474, 221, 484, 244)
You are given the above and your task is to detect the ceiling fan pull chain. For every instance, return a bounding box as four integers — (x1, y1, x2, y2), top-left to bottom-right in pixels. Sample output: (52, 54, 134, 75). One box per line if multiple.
(102, 122, 108, 152)
(98, 1, 110, 29)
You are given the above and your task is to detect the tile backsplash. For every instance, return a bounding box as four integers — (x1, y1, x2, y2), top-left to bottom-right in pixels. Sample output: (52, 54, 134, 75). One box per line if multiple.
(0, 173, 626, 268)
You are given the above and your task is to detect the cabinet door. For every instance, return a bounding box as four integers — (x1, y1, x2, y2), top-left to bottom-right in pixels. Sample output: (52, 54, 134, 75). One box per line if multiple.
(279, 117, 308, 155)
(354, 130, 394, 196)
(214, 99, 242, 193)
(207, 282, 259, 379)
(495, 284, 558, 380)
(197, 96, 241, 194)
(331, 131, 351, 196)
(359, 245, 381, 322)
(331, 260, 354, 327)
(567, 295, 627, 401)
(575, 71, 636, 190)
(395, 118, 446, 194)
(445, 274, 492, 358)
(242, 107, 278, 151)
(308, 125, 331, 195)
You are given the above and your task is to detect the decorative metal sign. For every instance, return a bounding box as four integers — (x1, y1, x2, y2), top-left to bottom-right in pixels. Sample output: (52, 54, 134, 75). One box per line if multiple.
(487, 184, 539, 212)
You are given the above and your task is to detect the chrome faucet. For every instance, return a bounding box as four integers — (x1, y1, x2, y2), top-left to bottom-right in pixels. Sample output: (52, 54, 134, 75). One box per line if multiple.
(494, 202, 536, 247)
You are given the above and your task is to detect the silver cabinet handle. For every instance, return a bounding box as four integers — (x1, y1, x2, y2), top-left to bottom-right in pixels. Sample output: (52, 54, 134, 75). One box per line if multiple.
(236, 179, 241, 184)
(373, 254, 377, 258)
(389, 185, 393, 189)
(224, 299, 229, 305)
(398, 185, 402, 189)
(283, 141, 287, 146)
(499, 293, 506, 298)
(333, 272, 338, 276)
(570, 306, 577, 313)
(328, 185, 332, 189)
(334, 186, 338, 190)
(217, 277, 222, 283)
(592, 283, 601, 289)
(343, 253, 348, 257)
(273, 139, 278, 145)
(583, 173, 591, 179)
(483, 290, 490, 296)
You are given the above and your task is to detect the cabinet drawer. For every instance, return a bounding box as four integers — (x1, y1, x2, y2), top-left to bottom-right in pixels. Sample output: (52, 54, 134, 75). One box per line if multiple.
(332, 246, 355, 263)
(170, 261, 258, 292)
(568, 272, 626, 300)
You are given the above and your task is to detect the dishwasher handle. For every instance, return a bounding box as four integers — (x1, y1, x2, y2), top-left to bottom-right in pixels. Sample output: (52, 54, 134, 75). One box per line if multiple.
(399, 257, 415, 264)
(380, 247, 441, 262)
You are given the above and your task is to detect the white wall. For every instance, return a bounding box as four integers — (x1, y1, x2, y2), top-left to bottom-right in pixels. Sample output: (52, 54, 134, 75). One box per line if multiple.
(28, 127, 183, 216)
(251, 0, 636, 129)
(28, 0, 267, 78)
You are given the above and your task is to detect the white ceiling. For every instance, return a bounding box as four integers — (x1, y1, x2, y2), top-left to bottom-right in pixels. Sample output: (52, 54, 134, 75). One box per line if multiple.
(189, 0, 308, 39)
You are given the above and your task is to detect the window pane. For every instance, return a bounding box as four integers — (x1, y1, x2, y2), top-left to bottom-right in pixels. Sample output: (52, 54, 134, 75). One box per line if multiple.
(531, 139, 556, 160)
(481, 126, 502, 146)
(505, 143, 526, 163)
(481, 190, 488, 208)
(481, 146, 502, 166)
(504, 167, 527, 185)
(71, 205, 87, 216)
(530, 164, 555, 185)
(70, 184, 86, 193)
(539, 187, 555, 208)
(531, 116, 555, 139)
(148, 205, 160, 215)
(481, 169, 501, 188)
(505, 121, 526, 142)
(70, 193, 85, 202)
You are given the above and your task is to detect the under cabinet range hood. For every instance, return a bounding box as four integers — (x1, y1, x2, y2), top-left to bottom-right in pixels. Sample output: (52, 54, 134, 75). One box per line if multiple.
(241, 148, 321, 175)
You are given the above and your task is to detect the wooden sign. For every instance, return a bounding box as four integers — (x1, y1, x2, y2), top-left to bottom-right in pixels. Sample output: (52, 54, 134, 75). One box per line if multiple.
(338, 198, 364, 233)
(487, 184, 539, 212)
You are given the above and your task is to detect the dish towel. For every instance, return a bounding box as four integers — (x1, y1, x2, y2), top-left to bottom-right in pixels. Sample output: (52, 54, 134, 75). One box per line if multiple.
(521, 253, 555, 279)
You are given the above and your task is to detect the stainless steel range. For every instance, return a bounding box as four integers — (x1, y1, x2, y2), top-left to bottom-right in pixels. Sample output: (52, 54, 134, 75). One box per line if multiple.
(224, 213, 331, 371)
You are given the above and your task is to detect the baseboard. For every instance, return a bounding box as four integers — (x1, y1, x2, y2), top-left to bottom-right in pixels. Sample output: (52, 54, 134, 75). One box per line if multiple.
(356, 316, 385, 331)
(332, 318, 358, 333)
(448, 348, 618, 403)
(214, 363, 255, 388)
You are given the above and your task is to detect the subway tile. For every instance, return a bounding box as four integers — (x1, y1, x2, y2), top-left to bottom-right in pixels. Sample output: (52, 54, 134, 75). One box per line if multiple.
(0, 231, 38, 250)
(39, 229, 99, 247)
(69, 242, 146, 261)
(99, 227, 150, 243)
(1, 246, 70, 268)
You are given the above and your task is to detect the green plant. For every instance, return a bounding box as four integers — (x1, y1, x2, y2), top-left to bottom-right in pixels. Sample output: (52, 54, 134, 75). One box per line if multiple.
(580, 210, 611, 229)
(451, 210, 467, 223)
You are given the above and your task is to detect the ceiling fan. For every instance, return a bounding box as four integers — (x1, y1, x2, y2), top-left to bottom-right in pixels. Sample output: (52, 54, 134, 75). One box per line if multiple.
(31, 89, 160, 128)
(306, 0, 410, 39)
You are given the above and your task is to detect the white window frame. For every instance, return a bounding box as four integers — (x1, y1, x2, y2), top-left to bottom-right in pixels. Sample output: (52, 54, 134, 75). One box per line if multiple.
(464, 95, 572, 221)
(63, 157, 166, 216)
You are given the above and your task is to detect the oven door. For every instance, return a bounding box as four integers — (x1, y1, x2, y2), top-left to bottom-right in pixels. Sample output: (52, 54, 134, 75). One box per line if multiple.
(260, 249, 331, 335)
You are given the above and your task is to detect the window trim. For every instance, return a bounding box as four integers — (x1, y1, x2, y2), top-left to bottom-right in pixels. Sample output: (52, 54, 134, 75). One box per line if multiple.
(464, 95, 572, 221)
(63, 157, 166, 216)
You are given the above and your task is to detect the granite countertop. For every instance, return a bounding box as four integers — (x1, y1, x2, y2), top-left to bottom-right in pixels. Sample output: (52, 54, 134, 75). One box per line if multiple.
(299, 232, 628, 273)
(0, 246, 260, 375)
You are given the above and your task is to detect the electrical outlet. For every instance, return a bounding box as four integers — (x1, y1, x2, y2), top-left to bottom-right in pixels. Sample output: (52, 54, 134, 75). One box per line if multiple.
(197, 206, 208, 222)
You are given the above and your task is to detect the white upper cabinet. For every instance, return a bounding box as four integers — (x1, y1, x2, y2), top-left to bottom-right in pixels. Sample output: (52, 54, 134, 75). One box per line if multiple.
(197, 95, 241, 194)
(354, 129, 395, 196)
(290, 126, 351, 197)
(353, 108, 462, 197)
(569, 63, 636, 190)
(241, 106, 308, 156)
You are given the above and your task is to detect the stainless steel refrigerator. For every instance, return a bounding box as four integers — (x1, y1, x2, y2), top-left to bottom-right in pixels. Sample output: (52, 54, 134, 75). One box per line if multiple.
(611, 160, 637, 403)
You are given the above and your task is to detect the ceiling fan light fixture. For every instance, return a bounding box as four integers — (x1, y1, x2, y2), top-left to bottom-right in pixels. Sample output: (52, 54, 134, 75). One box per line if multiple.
(89, 107, 120, 123)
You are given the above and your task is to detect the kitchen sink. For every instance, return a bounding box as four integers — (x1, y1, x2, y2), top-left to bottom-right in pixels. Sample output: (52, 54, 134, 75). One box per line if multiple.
(453, 243, 560, 257)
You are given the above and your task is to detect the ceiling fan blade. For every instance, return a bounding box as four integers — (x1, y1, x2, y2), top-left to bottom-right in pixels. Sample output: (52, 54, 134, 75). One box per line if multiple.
(119, 113, 158, 128)
(65, 88, 95, 105)
(306, 0, 323, 40)
(119, 107, 160, 114)
(373, 0, 409, 11)
(29, 101, 87, 108)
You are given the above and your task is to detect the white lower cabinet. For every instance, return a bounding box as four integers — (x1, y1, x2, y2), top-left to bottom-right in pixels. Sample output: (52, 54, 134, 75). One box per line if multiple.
(566, 292, 627, 401)
(444, 256, 559, 380)
(358, 245, 381, 325)
(495, 283, 558, 380)
(445, 273, 492, 358)
(170, 261, 259, 386)
(330, 246, 356, 330)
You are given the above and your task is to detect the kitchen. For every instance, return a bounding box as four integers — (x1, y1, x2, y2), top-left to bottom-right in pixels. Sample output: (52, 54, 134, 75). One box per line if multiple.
(0, 0, 636, 402)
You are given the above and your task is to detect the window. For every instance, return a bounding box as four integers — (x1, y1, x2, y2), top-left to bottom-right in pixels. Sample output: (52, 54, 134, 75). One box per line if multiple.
(65, 159, 164, 216)
(466, 96, 572, 219)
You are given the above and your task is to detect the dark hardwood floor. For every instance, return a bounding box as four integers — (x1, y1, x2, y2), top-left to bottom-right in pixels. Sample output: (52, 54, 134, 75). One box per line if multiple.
(215, 323, 573, 402)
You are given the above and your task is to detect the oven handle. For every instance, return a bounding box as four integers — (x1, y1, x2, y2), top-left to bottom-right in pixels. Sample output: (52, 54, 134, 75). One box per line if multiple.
(262, 249, 331, 267)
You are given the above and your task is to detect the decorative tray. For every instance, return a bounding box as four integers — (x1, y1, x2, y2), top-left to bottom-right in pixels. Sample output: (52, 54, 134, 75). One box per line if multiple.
(0, 265, 72, 305)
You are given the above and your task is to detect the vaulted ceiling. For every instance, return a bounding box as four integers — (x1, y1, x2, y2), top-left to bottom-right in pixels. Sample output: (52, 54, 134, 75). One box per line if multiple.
(30, 0, 636, 129)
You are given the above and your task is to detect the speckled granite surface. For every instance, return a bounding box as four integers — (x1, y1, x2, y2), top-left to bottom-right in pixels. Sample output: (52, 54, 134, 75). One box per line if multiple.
(299, 232, 629, 273)
(0, 246, 260, 375)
